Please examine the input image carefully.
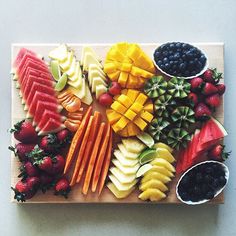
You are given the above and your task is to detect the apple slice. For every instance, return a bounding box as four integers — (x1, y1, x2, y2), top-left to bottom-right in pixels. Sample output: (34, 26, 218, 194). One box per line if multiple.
(112, 159, 139, 175)
(113, 150, 138, 167)
(107, 182, 135, 199)
(66, 80, 86, 99)
(110, 167, 136, 184)
(109, 174, 137, 191)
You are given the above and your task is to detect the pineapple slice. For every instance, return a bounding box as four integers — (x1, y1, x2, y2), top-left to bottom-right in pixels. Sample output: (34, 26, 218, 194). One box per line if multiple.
(139, 179, 168, 192)
(151, 158, 176, 173)
(139, 188, 166, 201)
(121, 138, 146, 154)
(141, 171, 171, 184)
(148, 166, 174, 178)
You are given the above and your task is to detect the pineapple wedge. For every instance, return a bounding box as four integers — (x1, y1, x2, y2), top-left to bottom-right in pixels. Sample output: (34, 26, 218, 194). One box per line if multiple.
(151, 158, 176, 173)
(156, 148, 176, 163)
(122, 138, 146, 154)
(141, 171, 171, 184)
(139, 179, 168, 192)
(148, 166, 174, 178)
(138, 188, 166, 201)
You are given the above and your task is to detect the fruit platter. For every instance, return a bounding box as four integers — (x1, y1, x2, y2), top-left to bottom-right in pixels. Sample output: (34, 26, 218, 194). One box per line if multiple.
(10, 42, 230, 204)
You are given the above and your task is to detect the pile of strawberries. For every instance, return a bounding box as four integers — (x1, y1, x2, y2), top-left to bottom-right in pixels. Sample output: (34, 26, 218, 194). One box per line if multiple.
(9, 120, 71, 202)
(188, 68, 225, 120)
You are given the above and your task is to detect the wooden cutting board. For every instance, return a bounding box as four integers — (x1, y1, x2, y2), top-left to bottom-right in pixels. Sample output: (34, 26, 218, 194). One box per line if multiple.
(11, 43, 224, 203)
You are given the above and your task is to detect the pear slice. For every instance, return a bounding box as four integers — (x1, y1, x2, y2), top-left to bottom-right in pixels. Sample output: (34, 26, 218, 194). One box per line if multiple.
(107, 182, 134, 199)
(117, 144, 139, 159)
(122, 138, 146, 154)
(88, 69, 107, 85)
(112, 159, 139, 175)
(110, 167, 136, 184)
(114, 150, 139, 167)
(89, 64, 106, 76)
(48, 44, 68, 62)
(67, 80, 86, 99)
(65, 57, 77, 77)
(69, 62, 82, 81)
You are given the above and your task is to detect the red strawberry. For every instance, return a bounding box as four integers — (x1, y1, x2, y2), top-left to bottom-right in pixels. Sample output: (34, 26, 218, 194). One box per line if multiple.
(188, 92, 198, 106)
(194, 103, 211, 120)
(40, 134, 60, 153)
(190, 77, 204, 92)
(10, 120, 37, 143)
(51, 155, 65, 175)
(202, 82, 218, 95)
(9, 143, 36, 162)
(209, 144, 231, 161)
(56, 129, 71, 143)
(108, 82, 121, 96)
(37, 156, 53, 173)
(216, 84, 226, 95)
(203, 68, 222, 84)
(26, 176, 40, 190)
(54, 178, 71, 198)
(98, 93, 113, 106)
(39, 173, 53, 186)
(19, 161, 39, 178)
(205, 94, 221, 108)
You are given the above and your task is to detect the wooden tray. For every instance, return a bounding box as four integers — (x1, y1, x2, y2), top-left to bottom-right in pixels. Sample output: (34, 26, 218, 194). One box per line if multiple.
(11, 43, 225, 203)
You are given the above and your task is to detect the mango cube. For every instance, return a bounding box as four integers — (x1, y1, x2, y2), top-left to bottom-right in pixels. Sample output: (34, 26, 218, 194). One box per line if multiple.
(127, 44, 141, 61)
(127, 123, 140, 136)
(130, 102, 143, 113)
(111, 101, 127, 114)
(120, 63, 132, 72)
(133, 117, 147, 130)
(104, 63, 117, 74)
(140, 111, 154, 122)
(106, 109, 122, 124)
(117, 94, 132, 108)
(116, 117, 129, 130)
(144, 103, 154, 113)
(118, 72, 128, 87)
(124, 109, 137, 120)
(135, 93, 148, 105)
(126, 89, 139, 102)
(108, 71, 120, 81)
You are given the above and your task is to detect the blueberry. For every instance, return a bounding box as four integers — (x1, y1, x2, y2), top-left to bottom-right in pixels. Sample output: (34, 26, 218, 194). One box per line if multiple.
(169, 43, 175, 49)
(176, 42, 181, 48)
(205, 167, 213, 175)
(173, 70, 177, 75)
(173, 65, 177, 70)
(180, 192, 190, 201)
(177, 48, 182, 52)
(195, 172, 203, 183)
(185, 70, 190, 76)
(163, 51, 168, 57)
(182, 54, 187, 60)
(169, 55, 174, 60)
(159, 64, 165, 69)
(169, 60, 174, 65)
(163, 57, 168, 63)
(181, 175, 191, 187)
(154, 51, 161, 58)
(196, 61, 203, 69)
(188, 60, 195, 67)
(200, 54, 206, 64)
(157, 60, 162, 66)
(173, 52, 180, 59)
(218, 175, 226, 187)
(182, 43, 187, 49)
(164, 63, 170, 69)
(179, 63, 186, 71)
(193, 186, 201, 196)
(206, 191, 215, 199)
(174, 60, 179, 65)
(191, 70, 197, 76)
(201, 183, 209, 194)
(212, 179, 220, 188)
(186, 51, 194, 59)
(204, 174, 214, 184)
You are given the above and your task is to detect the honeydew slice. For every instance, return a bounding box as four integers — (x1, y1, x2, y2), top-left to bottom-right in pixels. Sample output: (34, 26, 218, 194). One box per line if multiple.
(60, 51, 73, 72)
(67, 80, 86, 99)
(83, 52, 102, 71)
(114, 150, 138, 167)
(112, 159, 139, 175)
(81, 46, 99, 66)
(110, 167, 136, 184)
(81, 81, 93, 105)
(65, 57, 76, 77)
(117, 144, 139, 159)
(91, 77, 107, 93)
(68, 71, 83, 89)
(48, 44, 68, 62)
(89, 64, 105, 76)
(69, 62, 82, 81)
(95, 84, 107, 99)
(107, 182, 134, 199)
(109, 174, 137, 191)
(88, 69, 107, 85)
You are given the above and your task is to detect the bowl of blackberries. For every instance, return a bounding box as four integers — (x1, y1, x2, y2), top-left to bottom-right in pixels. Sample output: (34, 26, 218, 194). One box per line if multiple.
(153, 42, 208, 79)
(176, 161, 229, 205)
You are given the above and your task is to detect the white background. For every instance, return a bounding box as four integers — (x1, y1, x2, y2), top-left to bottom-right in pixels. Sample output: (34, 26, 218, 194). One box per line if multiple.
(0, 0, 236, 235)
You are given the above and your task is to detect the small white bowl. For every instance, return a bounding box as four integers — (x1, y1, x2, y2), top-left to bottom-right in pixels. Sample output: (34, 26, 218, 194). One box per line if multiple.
(176, 161, 229, 205)
(153, 44, 209, 79)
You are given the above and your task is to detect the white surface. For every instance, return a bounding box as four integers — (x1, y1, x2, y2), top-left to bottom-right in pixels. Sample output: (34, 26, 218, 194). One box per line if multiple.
(0, 0, 235, 235)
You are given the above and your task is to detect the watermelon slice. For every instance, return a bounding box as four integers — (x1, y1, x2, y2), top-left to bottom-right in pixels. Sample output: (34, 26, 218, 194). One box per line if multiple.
(176, 149, 185, 174)
(21, 68, 52, 90)
(21, 76, 54, 99)
(31, 100, 62, 124)
(38, 118, 65, 136)
(26, 91, 58, 116)
(13, 48, 36, 69)
(24, 82, 55, 105)
(18, 59, 49, 84)
(36, 109, 65, 131)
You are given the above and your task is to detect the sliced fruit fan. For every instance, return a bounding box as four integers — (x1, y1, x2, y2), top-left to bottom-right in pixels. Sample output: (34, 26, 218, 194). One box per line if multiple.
(10, 42, 230, 204)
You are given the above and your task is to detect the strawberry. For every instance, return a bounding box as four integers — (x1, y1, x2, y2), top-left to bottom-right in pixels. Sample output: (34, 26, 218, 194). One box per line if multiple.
(205, 94, 221, 108)
(8, 143, 36, 162)
(36, 156, 53, 173)
(56, 129, 71, 144)
(203, 68, 222, 84)
(54, 178, 71, 198)
(40, 134, 60, 153)
(98, 93, 113, 106)
(202, 82, 218, 95)
(190, 77, 204, 92)
(209, 144, 231, 161)
(216, 83, 226, 95)
(39, 173, 54, 193)
(188, 92, 198, 106)
(26, 176, 40, 190)
(10, 120, 37, 143)
(51, 155, 65, 175)
(18, 161, 39, 178)
(194, 103, 211, 120)
(108, 82, 121, 96)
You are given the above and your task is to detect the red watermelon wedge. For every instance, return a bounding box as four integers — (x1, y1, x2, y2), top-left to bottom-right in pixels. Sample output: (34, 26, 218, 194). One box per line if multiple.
(13, 48, 36, 69)
(27, 91, 58, 116)
(38, 118, 65, 136)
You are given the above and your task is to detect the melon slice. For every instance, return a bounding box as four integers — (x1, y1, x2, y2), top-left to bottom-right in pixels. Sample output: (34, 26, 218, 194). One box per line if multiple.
(26, 91, 58, 114)
(48, 44, 68, 62)
(25, 82, 55, 105)
(30, 100, 62, 123)
(13, 48, 36, 69)
(36, 109, 65, 131)
(38, 118, 65, 136)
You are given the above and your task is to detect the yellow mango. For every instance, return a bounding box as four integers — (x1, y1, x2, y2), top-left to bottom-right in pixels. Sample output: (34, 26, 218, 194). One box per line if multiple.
(107, 48, 125, 62)
(124, 109, 137, 120)
(111, 101, 127, 114)
(121, 89, 128, 95)
(130, 102, 143, 113)
(140, 111, 154, 122)
(118, 71, 128, 87)
(118, 127, 129, 137)
(127, 44, 141, 61)
(104, 62, 117, 74)
(106, 109, 122, 125)
(108, 71, 120, 81)
(120, 63, 132, 73)
(143, 103, 154, 113)
(126, 75, 138, 88)
(133, 117, 147, 130)
(127, 122, 140, 136)
(115, 116, 129, 130)
(115, 42, 129, 54)
(117, 94, 132, 108)
(126, 89, 139, 102)
(135, 93, 148, 105)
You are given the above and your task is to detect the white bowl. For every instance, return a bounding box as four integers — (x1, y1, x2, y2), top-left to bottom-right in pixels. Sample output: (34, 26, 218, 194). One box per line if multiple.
(176, 161, 229, 205)
(153, 44, 209, 79)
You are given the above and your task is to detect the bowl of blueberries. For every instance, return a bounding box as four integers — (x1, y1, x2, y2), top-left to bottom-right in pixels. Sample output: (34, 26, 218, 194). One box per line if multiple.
(176, 161, 229, 205)
(153, 42, 208, 79)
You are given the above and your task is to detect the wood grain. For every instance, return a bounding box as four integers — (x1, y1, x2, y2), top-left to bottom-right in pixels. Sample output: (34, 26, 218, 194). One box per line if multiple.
(11, 43, 225, 204)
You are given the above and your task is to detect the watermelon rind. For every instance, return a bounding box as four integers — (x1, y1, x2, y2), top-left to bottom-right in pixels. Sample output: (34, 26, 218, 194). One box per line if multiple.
(211, 117, 228, 136)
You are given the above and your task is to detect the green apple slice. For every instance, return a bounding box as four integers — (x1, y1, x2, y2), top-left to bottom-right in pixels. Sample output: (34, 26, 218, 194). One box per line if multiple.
(55, 73, 68, 91)
(81, 46, 99, 66)
(83, 52, 102, 71)
(50, 60, 61, 81)
(91, 77, 107, 93)
(69, 62, 82, 81)
(88, 68, 107, 85)
(81, 81, 93, 105)
(66, 57, 77, 77)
